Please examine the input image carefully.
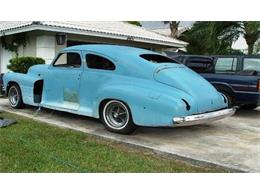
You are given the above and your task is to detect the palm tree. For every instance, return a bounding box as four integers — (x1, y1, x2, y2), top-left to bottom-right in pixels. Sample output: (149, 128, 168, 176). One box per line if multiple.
(254, 40, 260, 54)
(179, 21, 241, 55)
(241, 22, 260, 54)
(126, 21, 142, 27)
(179, 21, 260, 55)
(164, 21, 180, 38)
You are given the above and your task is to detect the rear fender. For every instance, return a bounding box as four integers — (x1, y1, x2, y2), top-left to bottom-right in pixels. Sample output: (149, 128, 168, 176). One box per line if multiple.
(93, 83, 194, 126)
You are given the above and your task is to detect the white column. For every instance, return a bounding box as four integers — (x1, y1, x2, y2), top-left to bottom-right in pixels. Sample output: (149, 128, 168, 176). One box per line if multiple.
(0, 42, 14, 73)
(36, 35, 56, 64)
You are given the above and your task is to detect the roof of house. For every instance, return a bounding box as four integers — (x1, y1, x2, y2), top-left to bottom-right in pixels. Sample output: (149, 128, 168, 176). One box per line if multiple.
(64, 44, 157, 57)
(0, 21, 188, 48)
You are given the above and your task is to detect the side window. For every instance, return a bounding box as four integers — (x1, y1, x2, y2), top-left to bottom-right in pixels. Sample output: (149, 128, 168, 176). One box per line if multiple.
(86, 54, 115, 70)
(215, 58, 237, 73)
(243, 58, 260, 72)
(53, 52, 81, 68)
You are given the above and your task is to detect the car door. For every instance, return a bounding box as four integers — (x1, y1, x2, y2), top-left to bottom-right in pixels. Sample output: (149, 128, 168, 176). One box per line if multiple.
(78, 51, 116, 116)
(43, 51, 83, 111)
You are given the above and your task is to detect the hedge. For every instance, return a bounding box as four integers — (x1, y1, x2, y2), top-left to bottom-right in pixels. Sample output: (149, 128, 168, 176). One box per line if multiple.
(7, 57, 45, 73)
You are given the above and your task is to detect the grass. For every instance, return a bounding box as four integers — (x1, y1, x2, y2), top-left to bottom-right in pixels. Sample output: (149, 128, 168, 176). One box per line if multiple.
(0, 112, 231, 173)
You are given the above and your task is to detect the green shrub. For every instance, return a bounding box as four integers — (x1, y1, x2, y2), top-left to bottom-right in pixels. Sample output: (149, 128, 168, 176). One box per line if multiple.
(7, 57, 45, 73)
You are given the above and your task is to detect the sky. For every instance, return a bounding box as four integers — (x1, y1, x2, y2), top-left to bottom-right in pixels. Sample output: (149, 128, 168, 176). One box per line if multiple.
(141, 21, 247, 50)
(141, 21, 194, 29)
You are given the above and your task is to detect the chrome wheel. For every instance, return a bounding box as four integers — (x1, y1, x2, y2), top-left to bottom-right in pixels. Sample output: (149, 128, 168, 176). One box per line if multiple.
(9, 86, 19, 107)
(103, 100, 129, 130)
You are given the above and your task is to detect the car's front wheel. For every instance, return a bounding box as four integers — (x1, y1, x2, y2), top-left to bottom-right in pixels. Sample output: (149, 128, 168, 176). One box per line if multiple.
(8, 83, 24, 109)
(100, 100, 137, 134)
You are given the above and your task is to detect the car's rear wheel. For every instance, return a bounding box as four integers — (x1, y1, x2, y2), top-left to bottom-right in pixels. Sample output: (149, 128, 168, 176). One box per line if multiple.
(101, 100, 137, 134)
(8, 84, 24, 109)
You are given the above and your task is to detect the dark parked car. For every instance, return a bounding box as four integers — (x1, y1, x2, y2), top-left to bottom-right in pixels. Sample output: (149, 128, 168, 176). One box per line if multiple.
(170, 55, 260, 109)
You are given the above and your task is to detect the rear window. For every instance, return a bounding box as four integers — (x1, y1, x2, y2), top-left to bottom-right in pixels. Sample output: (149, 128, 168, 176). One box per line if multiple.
(186, 57, 214, 73)
(140, 54, 178, 63)
(243, 58, 260, 72)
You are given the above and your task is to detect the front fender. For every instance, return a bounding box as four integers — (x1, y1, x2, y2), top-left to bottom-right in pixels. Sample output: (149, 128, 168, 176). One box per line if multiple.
(3, 72, 40, 105)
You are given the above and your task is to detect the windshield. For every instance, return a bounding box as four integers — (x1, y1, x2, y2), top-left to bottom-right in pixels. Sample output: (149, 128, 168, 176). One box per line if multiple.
(243, 58, 260, 72)
(140, 54, 179, 64)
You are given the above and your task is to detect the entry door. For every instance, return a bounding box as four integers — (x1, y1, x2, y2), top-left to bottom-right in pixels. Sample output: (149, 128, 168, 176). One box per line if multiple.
(44, 51, 83, 111)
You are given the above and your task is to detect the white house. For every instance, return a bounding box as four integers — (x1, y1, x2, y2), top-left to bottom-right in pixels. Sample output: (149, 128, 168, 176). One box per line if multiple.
(0, 21, 188, 73)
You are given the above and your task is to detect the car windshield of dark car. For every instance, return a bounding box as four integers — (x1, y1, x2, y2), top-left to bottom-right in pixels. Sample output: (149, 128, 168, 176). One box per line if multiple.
(140, 54, 179, 64)
(243, 58, 260, 72)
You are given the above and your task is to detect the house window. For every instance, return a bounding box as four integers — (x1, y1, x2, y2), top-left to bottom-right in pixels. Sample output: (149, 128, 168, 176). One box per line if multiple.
(86, 54, 115, 70)
(53, 52, 81, 68)
(215, 58, 237, 73)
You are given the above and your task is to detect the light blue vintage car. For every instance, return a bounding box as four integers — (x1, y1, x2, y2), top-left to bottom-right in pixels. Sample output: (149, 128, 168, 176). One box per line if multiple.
(3, 45, 235, 134)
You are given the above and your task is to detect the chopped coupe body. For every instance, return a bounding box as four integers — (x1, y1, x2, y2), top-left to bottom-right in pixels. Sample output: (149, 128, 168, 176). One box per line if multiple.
(3, 45, 235, 134)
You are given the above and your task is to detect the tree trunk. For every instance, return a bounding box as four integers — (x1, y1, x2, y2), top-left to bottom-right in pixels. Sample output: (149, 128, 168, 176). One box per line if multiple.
(169, 22, 180, 38)
(244, 31, 258, 55)
(247, 43, 254, 55)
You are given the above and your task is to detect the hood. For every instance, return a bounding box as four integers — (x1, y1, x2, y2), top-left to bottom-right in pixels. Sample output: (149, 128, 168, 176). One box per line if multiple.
(27, 64, 50, 75)
(154, 63, 226, 113)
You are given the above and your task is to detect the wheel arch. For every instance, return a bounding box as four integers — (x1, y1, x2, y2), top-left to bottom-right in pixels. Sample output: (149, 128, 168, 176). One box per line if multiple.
(212, 82, 236, 105)
(6, 81, 21, 96)
(212, 82, 235, 96)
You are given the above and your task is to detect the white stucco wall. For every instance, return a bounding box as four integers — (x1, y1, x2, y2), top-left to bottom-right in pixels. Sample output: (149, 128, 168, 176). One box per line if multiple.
(0, 32, 37, 73)
(18, 33, 37, 57)
(36, 35, 56, 64)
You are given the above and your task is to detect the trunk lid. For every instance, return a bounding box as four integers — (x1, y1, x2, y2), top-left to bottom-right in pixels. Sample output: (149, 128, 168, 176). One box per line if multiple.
(154, 64, 224, 113)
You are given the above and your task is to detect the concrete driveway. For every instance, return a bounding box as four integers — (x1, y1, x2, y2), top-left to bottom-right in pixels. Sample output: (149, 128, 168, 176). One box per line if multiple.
(0, 98, 259, 172)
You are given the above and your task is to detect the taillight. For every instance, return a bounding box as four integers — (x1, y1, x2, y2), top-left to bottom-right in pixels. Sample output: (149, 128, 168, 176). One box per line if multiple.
(257, 80, 260, 92)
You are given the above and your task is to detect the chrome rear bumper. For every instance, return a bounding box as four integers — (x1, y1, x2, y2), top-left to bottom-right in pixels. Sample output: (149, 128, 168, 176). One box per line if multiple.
(173, 108, 236, 127)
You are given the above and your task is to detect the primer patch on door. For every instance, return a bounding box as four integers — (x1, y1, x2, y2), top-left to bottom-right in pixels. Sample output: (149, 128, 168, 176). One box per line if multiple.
(63, 88, 78, 103)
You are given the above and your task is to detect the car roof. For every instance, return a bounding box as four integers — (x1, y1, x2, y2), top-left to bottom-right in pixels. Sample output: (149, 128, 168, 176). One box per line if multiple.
(63, 44, 157, 57)
(173, 54, 213, 59)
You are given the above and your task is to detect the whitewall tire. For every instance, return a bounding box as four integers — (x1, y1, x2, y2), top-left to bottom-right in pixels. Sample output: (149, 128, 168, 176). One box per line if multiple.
(101, 100, 136, 134)
(8, 84, 24, 109)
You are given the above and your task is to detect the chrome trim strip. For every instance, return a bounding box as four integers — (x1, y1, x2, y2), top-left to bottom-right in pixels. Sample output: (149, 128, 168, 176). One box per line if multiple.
(173, 108, 236, 127)
(230, 84, 256, 88)
(211, 81, 259, 94)
(233, 91, 260, 94)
